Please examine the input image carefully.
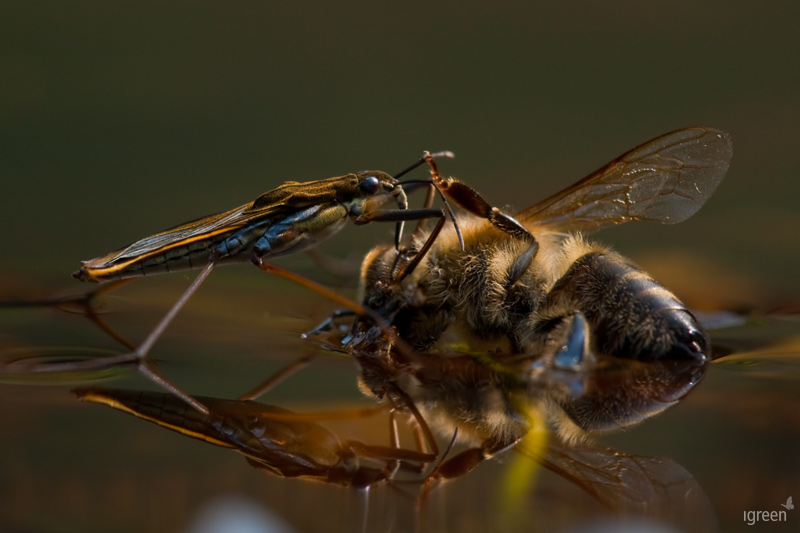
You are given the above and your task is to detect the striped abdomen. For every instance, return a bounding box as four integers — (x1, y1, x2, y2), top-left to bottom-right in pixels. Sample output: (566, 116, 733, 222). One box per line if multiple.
(545, 252, 707, 362)
(72, 227, 251, 283)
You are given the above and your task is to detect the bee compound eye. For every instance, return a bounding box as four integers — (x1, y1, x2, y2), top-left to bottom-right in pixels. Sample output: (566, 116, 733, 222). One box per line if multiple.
(360, 175, 382, 195)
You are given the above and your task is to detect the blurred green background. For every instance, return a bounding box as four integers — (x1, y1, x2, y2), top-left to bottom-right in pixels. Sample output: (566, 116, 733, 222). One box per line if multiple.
(1, 3, 799, 533)
(2, 1, 798, 304)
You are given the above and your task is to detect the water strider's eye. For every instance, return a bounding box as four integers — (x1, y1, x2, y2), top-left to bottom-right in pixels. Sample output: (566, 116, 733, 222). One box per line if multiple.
(360, 175, 381, 195)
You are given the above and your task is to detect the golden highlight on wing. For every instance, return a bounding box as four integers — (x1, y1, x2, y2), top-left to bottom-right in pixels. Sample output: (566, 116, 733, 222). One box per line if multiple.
(517, 127, 732, 231)
(85, 202, 281, 267)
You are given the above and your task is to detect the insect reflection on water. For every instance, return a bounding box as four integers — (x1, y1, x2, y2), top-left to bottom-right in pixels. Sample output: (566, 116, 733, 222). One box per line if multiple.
(2, 127, 731, 529)
(73, 348, 711, 526)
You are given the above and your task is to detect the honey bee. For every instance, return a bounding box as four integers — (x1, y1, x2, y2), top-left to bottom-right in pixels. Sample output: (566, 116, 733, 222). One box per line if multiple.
(348, 126, 731, 459)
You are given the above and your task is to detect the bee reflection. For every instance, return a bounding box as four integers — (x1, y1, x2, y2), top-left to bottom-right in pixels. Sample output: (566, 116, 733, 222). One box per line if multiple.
(74, 346, 707, 520)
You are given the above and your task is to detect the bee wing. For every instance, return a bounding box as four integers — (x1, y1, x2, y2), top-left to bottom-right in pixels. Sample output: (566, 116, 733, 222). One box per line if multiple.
(534, 442, 715, 524)
(516, 127, 732, 231)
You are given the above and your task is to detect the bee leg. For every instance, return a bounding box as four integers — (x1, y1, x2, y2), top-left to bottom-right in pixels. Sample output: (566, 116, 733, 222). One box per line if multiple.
(518, 311, 594, 369)
(422, 152, 537, 249)
(514, 311, 594, 403)
(301, 309, 357, 339)
(250, 260, 410, 356)
(436, 178, 536, 241)
(430, 174, 543, 283)
(420, 147, 531, 241)
(538, 312, 595, 403)
(452, 188, 542, 287)
(421, 436, 519, 499)
(544, 311, 592, 371)
(392, 150, 455, 240)
(504, 239, 540, 289)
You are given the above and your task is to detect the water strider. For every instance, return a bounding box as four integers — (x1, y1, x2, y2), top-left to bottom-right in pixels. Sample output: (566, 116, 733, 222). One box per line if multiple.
(63, 152, 458, 412)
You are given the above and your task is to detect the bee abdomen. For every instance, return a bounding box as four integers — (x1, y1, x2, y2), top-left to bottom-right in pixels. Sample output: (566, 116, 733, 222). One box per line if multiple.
(546, 252, 708, 362)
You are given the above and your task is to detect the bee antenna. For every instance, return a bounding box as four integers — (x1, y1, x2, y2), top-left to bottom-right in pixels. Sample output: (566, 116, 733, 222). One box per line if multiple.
(432, 183, 465, 251)
(419, 428, 459, 492)
(439, 428, 460, 465)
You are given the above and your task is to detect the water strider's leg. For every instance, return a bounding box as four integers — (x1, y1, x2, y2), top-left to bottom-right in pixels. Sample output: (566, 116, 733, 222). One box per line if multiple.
(6, 261, 218, 413)
(39, 247, 402, 414)
(237, 355, 316, 401)
(39, 156, 467, 412)
(126, 249, 408, 413)
(1, 278, 137, 350)
(130, 259, 217, 362)
(250, 259, 409, 353)
(106, 259, 220, 413)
